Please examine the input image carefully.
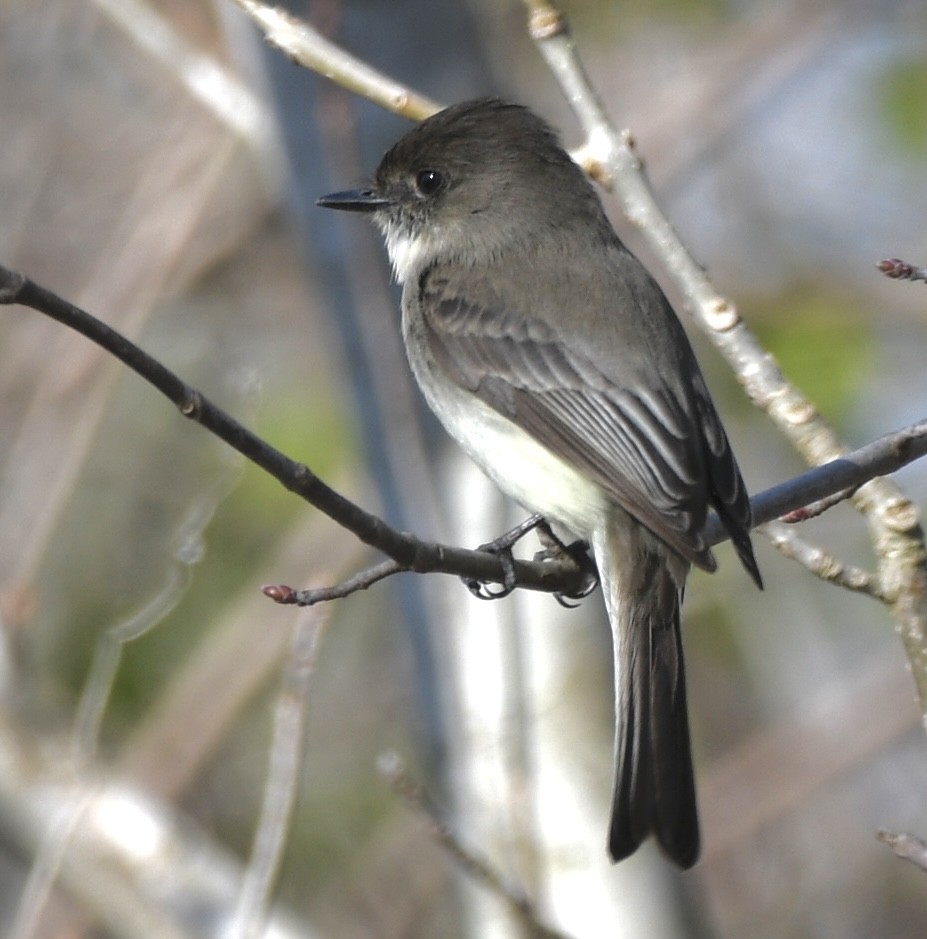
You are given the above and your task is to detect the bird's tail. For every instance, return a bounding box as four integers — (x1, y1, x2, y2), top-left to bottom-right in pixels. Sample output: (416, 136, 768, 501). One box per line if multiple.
(593, 512, 699, 869)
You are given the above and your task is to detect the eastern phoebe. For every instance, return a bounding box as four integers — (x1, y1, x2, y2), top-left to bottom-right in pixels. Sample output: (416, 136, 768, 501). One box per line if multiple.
(319, 98, 761, 868)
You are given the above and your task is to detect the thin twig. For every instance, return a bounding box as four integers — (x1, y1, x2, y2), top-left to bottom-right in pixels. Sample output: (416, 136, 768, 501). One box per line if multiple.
(379, 753, 570, 939)
(779, 486, 860, 523)
(877, 829, 927, 873)
(762, 522, 885, 601)
(230, 0, 440, 120)
(263, 558, 403, 605)
(231, 606, 329, 939)
(93, 0, 269, 144)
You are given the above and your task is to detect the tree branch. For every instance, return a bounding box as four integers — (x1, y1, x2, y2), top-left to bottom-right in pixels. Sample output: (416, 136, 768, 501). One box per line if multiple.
(761, 522, 885, 601)
(230, 0, 441, 121)
(0, 264, 584, 597)
(519, 0, 927, 708)
(2, 262, 926, 607)
(379, 752, 570, 939)
(722, 420, 927, 539)
(93, 0, 269, 145)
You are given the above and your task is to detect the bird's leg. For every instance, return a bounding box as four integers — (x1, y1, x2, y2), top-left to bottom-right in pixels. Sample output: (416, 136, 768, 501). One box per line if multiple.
(532, 520, 599, 607)
(464, 513, 547, 600)
(463, 514, 598, 605)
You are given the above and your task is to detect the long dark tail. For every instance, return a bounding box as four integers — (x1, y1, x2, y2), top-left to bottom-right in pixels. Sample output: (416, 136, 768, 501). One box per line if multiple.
(594, 514, 699, 869)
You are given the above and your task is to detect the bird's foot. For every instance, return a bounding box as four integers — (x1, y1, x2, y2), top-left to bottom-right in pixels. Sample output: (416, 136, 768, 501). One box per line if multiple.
(463, 515, 598, 605)
(531, 520, 598, 607)
(464, 514, 546, 600)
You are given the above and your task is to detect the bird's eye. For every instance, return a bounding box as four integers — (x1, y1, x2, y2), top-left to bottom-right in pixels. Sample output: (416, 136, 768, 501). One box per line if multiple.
(415, 169, 446, 197)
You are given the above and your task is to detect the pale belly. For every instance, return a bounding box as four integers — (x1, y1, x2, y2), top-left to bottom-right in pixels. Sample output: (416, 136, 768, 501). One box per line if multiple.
(403, 312, 607, 539)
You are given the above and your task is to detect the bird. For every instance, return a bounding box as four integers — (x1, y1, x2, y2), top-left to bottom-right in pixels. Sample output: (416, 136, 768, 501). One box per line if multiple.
(318, 98, 762, 868)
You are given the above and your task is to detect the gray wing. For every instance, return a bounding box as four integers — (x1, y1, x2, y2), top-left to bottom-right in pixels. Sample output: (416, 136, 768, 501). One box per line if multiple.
(419, 266, 760, 583)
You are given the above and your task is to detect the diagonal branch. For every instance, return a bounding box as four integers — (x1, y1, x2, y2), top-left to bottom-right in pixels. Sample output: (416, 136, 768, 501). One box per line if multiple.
(761, 522, 885, 601)
(226, 2, 927, 664)
(3, 262, 926, 607)
(519, 0, 927, 709)
(230, 0, 440, 120)
(379, 752, 571, 939)
(0, 264, 583, 598)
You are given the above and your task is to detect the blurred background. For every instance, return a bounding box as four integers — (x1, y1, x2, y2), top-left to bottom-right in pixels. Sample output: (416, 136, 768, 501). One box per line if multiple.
(1, 0, 927, 937)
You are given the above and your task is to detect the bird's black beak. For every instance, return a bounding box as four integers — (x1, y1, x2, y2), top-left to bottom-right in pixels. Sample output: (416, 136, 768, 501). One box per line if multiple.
(316, 188, 391, 213)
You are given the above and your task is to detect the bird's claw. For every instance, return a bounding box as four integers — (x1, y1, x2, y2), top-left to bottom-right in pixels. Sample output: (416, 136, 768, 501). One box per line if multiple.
(463, 515, 598, 605)
(464, 531, 523, 600)
(553, 575, 598, 608)
(463, 514, 547, 601)
(531, 521, 599, 606)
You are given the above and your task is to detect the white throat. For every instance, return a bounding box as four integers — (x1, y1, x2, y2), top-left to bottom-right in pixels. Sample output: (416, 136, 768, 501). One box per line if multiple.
(382, 226, 434, 285)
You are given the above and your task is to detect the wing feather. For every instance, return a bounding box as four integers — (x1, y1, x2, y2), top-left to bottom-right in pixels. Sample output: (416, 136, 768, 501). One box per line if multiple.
(419, 267, 759, 582)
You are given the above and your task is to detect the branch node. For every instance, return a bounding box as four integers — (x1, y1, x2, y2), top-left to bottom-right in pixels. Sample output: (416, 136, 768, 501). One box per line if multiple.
(528, 7, 568, 40)
(581, 154, 612, 188)
(781, 398, 818, 427)
(178, 389, 203, 418)
(704, 297, 739, 332)
(882, 499, 923, 535)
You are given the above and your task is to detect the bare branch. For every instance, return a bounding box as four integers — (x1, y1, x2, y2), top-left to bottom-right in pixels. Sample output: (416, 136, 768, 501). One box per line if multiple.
(0, 263, 588, 599)
(379, 752, 570, 939)
(93, 0, 269, 144)
(280, 421, 927, 605)
(762, 522, 885, 600)
(722, 419, 927, 534)
(264, 558, 401, 605)
(229, 0, 440, 121)
(520, 0, 927, 709)
(215, 5, 927, 687)
(2, 262, 927, 608)
(231, 607, 329, 938)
